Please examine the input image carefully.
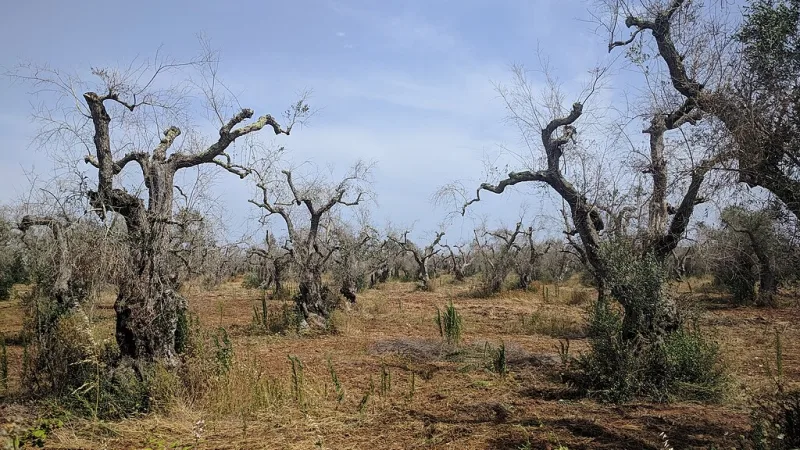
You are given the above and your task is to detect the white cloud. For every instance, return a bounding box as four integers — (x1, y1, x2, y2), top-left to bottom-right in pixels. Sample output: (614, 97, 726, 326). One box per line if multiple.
(336, 31, 346, 37)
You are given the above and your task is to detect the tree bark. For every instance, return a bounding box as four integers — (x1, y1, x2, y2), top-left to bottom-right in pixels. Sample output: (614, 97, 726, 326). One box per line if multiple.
(297, 269, 333, 326)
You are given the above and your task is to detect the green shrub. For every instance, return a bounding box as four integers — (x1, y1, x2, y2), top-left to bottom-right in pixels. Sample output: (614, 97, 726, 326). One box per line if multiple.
(435, 301, 463, 346)
(575, 301, 726, 402)
(212, 327, 234, 376)
(570, 240, 726, 402)
(663, 325, 727, 400)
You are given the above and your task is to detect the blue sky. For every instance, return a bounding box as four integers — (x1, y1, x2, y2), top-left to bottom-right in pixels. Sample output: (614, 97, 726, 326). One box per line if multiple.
(0, 0, 625, 243)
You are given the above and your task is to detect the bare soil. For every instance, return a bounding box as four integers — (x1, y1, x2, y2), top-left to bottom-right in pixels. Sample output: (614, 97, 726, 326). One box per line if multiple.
(1, 277, 798, 449)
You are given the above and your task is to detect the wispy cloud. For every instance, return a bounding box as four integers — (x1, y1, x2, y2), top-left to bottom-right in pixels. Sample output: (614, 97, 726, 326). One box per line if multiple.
(305, 66, 509, 119)
(327, 2, 463, 55)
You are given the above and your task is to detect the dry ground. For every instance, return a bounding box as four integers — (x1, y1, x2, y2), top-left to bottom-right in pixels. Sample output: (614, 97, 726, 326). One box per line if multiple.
(1, 277, 798, 449)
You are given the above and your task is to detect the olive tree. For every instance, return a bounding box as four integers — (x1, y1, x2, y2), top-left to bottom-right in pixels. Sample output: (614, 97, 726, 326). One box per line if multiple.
(248, 160, 371, 327)
(13, 51, 308, 363)
(514, 230, 552, 290)
(331, 224, 378, 303)
(441, 242, 474, 282)
(388, 231, 445, 290)
(459, 58, 724, 344)
(248, 231, 293, 298)
(472, 222, 525, 295)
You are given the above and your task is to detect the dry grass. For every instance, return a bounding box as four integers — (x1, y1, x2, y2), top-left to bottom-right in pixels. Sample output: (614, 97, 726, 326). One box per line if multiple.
(1, 277, 799, 449)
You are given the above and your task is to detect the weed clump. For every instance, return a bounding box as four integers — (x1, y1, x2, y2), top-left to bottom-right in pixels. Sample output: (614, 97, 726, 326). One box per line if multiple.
(251, 298, 301, 335)
(487, 341, 508, 378)
(435, 301, 463, 346)
(567, 289, 590, 306)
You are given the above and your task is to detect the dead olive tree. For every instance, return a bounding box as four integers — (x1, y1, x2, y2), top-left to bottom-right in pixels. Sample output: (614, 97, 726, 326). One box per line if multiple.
(18, 216, 75, 310)
(249, 162, 370, 326)
(473, 222, 525, 295)
(389, 231, 445, 290)
(248, 231, 294, 298)
(332, 225, 377, 303)
(441, 242, 474, 282)
(461, 64, 724, 344)
(14, 53, 308, 363)
(366, 237, 399, 287)
(514, 228, 552, 290)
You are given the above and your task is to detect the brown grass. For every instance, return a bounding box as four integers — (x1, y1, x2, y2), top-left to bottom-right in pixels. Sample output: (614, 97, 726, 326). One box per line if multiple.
(1, 277, 799, 449)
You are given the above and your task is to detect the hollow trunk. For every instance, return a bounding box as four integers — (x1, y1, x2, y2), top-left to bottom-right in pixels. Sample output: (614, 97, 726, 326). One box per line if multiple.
(112, 167, 186, 363)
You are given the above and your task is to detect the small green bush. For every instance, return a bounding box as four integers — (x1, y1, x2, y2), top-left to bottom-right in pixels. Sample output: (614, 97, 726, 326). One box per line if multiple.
(489, 341, 508, 378)
(212, 327, 234, 375)
(436, 301, 463, 346)
(575, 301, 726, 402)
